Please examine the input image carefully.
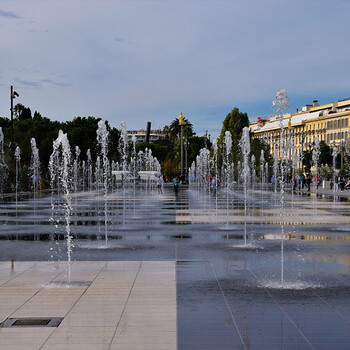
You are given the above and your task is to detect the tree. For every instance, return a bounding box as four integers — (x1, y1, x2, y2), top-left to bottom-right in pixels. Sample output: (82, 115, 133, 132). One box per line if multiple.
(162, 158, 178, 178)
(250, 138, 272, 178)
(319, 141, 332, 167)
(14, 103, 32, 120)
(218, 107, 250, 167)
(136, 142, 169, 163)
(168, 116, 194, 140)
(33, 111, 42, 119)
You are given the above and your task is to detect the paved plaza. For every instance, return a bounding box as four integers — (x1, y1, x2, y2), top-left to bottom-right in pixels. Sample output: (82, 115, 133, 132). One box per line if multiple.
(0, 184, 350, 349)
(0, 261, 176, 350)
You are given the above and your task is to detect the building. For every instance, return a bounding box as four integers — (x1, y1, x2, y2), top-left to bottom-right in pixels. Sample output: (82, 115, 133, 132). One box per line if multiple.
(250, 98, 350, 162)
(127, 129, 166, 143)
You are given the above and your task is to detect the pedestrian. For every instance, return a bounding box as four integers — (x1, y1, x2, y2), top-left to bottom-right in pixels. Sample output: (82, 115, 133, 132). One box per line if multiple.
(314, 174, 321, 189)
(211, 177, 217, 194)
(173, 176, 180, 193)
(298, 174, 302, 190)
(334, 177, 339, 192)
(157, 176, 163, 194)
(306, 174, 311, 191)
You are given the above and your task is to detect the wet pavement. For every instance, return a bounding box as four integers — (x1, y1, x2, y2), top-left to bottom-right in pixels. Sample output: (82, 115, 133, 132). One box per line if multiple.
(0, 183, 350, 349)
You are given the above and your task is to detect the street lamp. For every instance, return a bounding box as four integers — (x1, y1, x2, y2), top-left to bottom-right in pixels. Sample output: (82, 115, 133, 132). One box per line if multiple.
(10, 85, 19, 164)
(178, 112, 186, 176)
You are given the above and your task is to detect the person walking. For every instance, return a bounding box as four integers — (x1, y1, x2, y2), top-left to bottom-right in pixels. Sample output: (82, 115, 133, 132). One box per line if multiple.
(306, 174, 311, 191)
(173, 176, 180, 193)
(157, 176, 163, 194)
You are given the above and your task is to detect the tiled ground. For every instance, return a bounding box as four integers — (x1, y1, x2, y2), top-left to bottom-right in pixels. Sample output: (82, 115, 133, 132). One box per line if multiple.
(0, 261, 176, 350)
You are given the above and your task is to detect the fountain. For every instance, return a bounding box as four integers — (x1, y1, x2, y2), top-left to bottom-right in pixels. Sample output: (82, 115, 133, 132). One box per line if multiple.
(260, 150, 265, 190)
(119, 121, 128, 189)
(86, 149, 92, 193)
(212, 139, 218, 215)
(312, 136, 321, 195)
(239, 126, 250, 246)
(332, 145, 338, 200)
(30, 138, 40, 213)
(224, 131, 232, 228)
(272, 88, 289, 286)
(131, 134, 137, 216)
(0, 127, 9, 200)
(73, 146, 81, 194)
(96, 120, 110, 245)
(251, 154, 256, 189)
(15, 146, 21, 213)
(49, 130, 73, 281)
(273, 148, 278, 195)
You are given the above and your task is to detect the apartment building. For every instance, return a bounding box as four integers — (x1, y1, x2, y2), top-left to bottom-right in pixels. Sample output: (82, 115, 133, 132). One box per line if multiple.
(127, 128, 166, 143)
(250, 98, 350, 159)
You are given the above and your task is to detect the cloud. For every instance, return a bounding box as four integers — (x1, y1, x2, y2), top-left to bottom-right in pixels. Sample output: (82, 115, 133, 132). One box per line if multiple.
(15, 79, 40, 88)
(40, 79, 70, 87)
(0, 9, 20, 18)
(114, 37, 125, 43)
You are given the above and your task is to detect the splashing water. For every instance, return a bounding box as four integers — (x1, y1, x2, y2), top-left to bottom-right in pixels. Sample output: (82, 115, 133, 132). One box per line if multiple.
(132, 134, 137, 215)
(224, 131, 232, 226)
(30, 138, 40, 211)
(260, 150, 265, 188)
(0, 127, 4, 161)
(119, 121, 128, 178)
(239, 127, 250, 245)
(312, 136, 321, 195)
(96, 120, 110, 245)
(86, 149, 92, 193)
(50, 130, 73, 281)
(332, 145, 338, 200)
(73, 146, 81, 194)
(251, 154, 256, 188)
(273, 88, 289, 286)
(15, 146, 21, 212)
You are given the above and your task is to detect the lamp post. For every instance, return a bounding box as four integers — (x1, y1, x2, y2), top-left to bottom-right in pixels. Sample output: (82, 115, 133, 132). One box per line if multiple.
(178, 112, 186, 176)
(10, 85, 19, 164)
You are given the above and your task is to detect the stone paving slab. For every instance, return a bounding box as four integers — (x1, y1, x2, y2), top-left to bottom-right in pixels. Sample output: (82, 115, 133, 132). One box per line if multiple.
(0, 261, 177, 350)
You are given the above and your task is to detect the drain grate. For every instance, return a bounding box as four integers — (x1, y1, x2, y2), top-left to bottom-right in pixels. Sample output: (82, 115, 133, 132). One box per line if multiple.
(1, 317, 63, 328)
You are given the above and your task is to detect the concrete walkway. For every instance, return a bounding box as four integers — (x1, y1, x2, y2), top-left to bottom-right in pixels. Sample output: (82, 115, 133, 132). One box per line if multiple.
(0, 261, 177, 350)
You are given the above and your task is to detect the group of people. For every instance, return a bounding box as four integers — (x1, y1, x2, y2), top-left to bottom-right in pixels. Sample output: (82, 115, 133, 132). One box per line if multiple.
(156, 175, 182, 194)
(330, 177, 350, 192)
(290, 173, 350, 192)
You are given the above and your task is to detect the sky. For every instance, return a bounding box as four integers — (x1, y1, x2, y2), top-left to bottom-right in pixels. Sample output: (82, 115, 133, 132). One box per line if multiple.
(0, 0, 350, 139)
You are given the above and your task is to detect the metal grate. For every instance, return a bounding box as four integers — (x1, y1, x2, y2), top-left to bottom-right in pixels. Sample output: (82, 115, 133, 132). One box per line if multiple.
(1, 317, 63, 328)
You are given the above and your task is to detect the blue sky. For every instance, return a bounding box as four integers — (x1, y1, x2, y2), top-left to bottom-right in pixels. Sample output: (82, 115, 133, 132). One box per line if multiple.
(0, 0, 350, 139)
